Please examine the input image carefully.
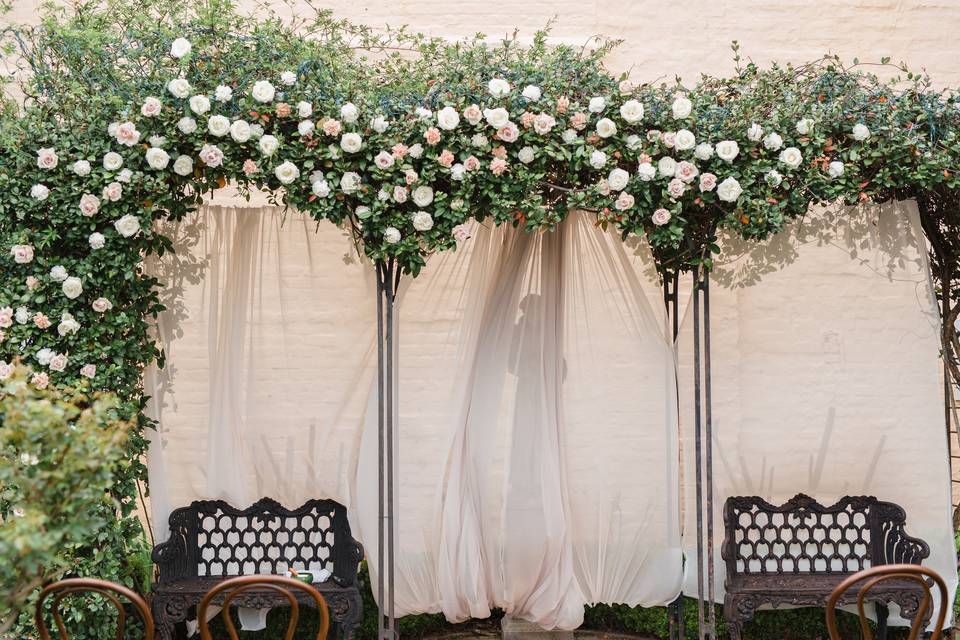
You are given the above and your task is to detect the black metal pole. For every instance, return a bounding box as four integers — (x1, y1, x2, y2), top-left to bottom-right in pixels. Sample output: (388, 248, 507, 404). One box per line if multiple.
(703, 271, 715, 638)
(692, 267, 706, 640)
(664, 269, 684, 640)
(386, 259, 397, 640)
(376, 261, 386, 640)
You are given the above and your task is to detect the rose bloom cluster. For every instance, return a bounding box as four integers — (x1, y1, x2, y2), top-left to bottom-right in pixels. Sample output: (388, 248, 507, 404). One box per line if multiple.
(5, 36, 869, 388)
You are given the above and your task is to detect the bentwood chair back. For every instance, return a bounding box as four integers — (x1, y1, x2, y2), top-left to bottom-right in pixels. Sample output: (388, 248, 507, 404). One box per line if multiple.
(825, 564, 948, 640)
(34, 578, 154, 640)
(197, 574, 330, 640)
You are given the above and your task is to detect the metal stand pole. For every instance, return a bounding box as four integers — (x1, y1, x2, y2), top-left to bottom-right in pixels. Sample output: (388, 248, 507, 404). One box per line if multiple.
(691, 267, 716, 640)
(376, 259, 398, 640)
(664, 270, 685, 640)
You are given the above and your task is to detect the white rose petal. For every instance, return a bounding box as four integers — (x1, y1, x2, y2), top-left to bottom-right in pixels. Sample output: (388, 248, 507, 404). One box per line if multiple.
(207, 115, 231, 137)
(189, 94, 210, 115)
(588, 96, 606, 113)
(412, 211, 434, 231)
(674, 129, 696, 151)
(717, 176, 743, 203)
(251, 80, 276, 103)
(437, 106, 460, 131)
(608, 168, 629, 191)
(215, 85, 233, 102)
(619, 99, 644, 123)
(145, 147, 170, 170)
(762, 132, 784, 151)
(518, 146, 535, 164)
(62, 276, 83, 299)
(88, 232, 105, 250)
(828, 160, 845, 178)
(31, 184, 49, 201)
(274, 160, 300, 185)
(280, 71, 297, 86)
(412, 185, 434, 208)
(715, 140, 740, 162)
(589, 150, 607, 169)
(177, 117, 197, 134)
(167, 77, 191, 99)
(637, 162, 656, 181)
(340, 102, 359, 123)
(170, 37, 191, 58)
(671, 96, 693, 119)
(259, 135, 280, 156)
(340, 132, 362, 153)
(72, 160, 91, 176)
(488, 78, 511, 98)
(230, 119, 252, 143)
(384, 227, 401, 244)
(747, 123, 763, 142)
(522, 85, 542, 102)
(852, 123, 871, 141)
(114, 214, 141, 238)
(173, 155, 194, 176)
(595, 118, 617, 138)
(778, 146, 803, 169)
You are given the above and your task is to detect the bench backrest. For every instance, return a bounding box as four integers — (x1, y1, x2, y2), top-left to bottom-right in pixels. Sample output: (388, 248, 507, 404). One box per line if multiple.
(722, 494, 925, 577)
(158, 498, 361, 584)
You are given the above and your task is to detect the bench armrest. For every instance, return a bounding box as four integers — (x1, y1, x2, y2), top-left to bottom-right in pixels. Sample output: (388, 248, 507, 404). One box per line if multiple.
(882, 524, 931, 565)
(152, 533, 189, 583)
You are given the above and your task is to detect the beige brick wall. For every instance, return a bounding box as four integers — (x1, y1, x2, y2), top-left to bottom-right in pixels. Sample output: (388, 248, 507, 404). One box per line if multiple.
(5, 0, 960, 86)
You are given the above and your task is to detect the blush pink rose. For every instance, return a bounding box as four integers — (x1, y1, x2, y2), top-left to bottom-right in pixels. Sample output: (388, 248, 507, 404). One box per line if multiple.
(667, 178, 686, 198)
(391, 143, 408, 159)
(404, 169, 419, 185)
(140, 98, 161, 118)
(463, 104, 482, 125)
(115, 121, 141, 146)
(556, 96, 570, 114)
(0, 307, 12, 327)
(639, 153, 652, 164)
(393, 186, 409, 203)
(614, 192, 635, 210)
(534, 113, 557, 135)
(675, 161, 699, 183)
(275, 102, 292, 117)
(48, 353, 67, 372)
(10, 245, 34, 264)
(699, 173, 717, 192)
(570, 112, 588, 130)
(26, 276, 39, 290)
(463, 156, 480, 171)
(92, 297, 112, 313)
(36, 148, 59, 170)
(33, 312, 50, 329)
(652, 208, 672, 226)
(452, 224, 471, 242)
(102, 181, 123, 202)
(437, 149, 455, 168)
(199, 144, 224, 168)
(79, 193, 100, 217)
(31, 371, 49, 389)
(598, 179, 611, 196)
(520, 112, 535, 128)
(491, 146, 508, 159)
(661, 131, 677, 148)
(424, 127, 442, 145)
(242, 159, 258, 175)
(80, 364, 97, 379)
(496, 123, 519, 143)
(489, 157, 508, 175)
(322, 119, 342, 136)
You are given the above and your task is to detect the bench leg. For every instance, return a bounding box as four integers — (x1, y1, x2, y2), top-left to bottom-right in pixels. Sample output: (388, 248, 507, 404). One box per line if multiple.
(728, 621, 745, 640)
(876, 602, 889, 640)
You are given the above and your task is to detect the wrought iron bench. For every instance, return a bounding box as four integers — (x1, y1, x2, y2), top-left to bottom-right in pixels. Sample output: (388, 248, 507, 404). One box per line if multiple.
(151, 497, 363, 640)
(722, 494, 930, 640)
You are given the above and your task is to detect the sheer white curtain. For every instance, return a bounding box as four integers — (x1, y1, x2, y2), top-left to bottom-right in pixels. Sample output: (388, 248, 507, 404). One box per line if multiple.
(147, 204, 682, 628)
(678, 201, 958, 619)
(355, 212, 682, 628)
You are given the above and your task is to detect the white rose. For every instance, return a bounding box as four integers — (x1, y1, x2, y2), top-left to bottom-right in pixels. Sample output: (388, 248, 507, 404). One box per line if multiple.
(145, 147, 170, 170)
(340, 102, 359, 123)
(408, 143, 424, 158)
(72, 160, 91, 176)
(50, 265, 68, 282)
(518, 146, 535, 164)
(36, 147, 58, 170)
(149, 135, 167, 148)
(15, 306, 29, 324)
(852, 123, 871, 141)
(562, 129, 578, 144)
(312, 180, 331, 197)
(588, 96, 606, 113)
(716, 176, 743, 202)
(280, 71, 297, 86)
(340, 172, 361, 193)
(637, 162, 656, 181)
(765, 170, 783, 187)
(58, 314, 80, 336)
(173, 155, 194, 176)
(795, 118, 814, 135)
(374, 150, 394, 169)
(117, 168, 132, 183)
(488, 78, 511, 98)
(608, 168, 629, 191)
(62, 276, 83, 299)
(297, 101, 313, 118)
(694, 142, 714, 161)
(36, 348, 54, 365)
(31, 184, 49, 201)
(167, 77, 191, 99)
(589, 150, 607, 169)
(658, 156, 677, 177)
(522, 85, 542, 102)
(103, 152, 123, 171)
(828, 160, 845, 178)
(762, 132, 784, 151)
(437, 106, 460, 131)
(450, 164, 466, 180)
(177, 117, 197, 134)
(189, 94, 210, 114)
(416, 107, 432, 120)
(274, 161, 300, 185)
(215, 85, 233, 102)
(259, 135, 280, 156)
(230, 119, 252, 142)
(412, 185, 434, 207)
(372, 116, 390, 133)
(251, 80, 275, 103)
(88, 232, 105, 250)
(778, 146, 803, 169)
(207, 115, 230, 137)
(595, 117, 617, 138)
(747, 123, 763, 142)
(671, 96, 693, 119)
(340, 132, 362, 153)
(626, 135, 642, 150)
(384, 227, 401, 244)
(412, 211, 434, 231)
(170, 37, 191, 58)
(114, 214, 141, 238)
(715, 140, 740, 162)
(483, 107, 509, 129)
(249, 124, 264, 139)
(619, 99, 644, 123)
(674, 129, 696, 151)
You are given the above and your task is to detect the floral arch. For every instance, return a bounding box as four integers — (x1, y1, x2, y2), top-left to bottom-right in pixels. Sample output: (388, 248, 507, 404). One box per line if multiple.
(1, 1, 959, 637)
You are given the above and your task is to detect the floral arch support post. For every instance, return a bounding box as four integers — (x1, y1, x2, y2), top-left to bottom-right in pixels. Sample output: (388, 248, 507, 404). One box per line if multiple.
(2, 5, 960, 638)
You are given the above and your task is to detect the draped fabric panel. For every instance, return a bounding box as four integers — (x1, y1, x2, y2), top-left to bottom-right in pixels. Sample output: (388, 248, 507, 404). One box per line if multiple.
(678, 202, 958, 618)
(147, 204, 682, 628)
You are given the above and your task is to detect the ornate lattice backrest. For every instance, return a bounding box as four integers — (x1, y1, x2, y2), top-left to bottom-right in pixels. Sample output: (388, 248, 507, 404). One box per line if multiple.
(722, 494, 891, 576)
(156, 497, 363, 584)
